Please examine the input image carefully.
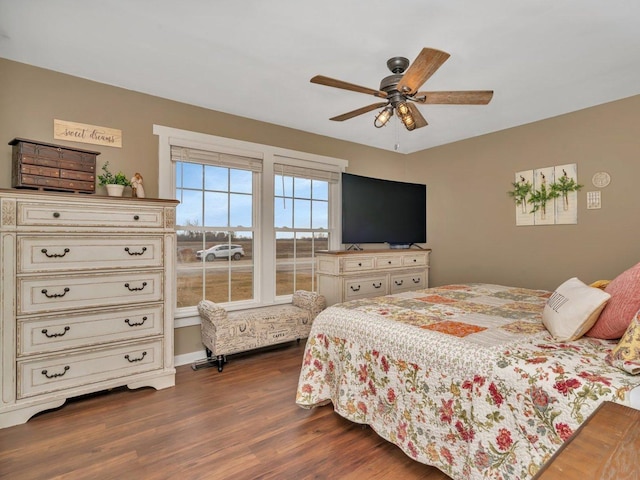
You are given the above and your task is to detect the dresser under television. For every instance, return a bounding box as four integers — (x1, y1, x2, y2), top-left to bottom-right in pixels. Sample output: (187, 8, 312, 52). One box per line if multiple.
(315, 249, 431, 306)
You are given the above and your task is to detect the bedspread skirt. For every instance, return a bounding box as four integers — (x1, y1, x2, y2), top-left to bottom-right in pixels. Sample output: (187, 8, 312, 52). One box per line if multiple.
(295, 284, 640, 480)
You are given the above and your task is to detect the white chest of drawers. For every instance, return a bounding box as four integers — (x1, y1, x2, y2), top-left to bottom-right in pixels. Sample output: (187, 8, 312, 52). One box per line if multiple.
(316, 249, 431, 306)
(0, 190, 178, 428)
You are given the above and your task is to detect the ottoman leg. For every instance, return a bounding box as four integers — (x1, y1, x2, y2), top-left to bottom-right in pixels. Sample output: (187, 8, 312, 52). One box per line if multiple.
(217, 355, 225, 372)
(191, 347, 218, 371)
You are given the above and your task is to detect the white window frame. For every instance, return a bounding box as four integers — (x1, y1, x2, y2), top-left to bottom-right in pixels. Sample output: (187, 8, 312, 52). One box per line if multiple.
(273, 161, 338, 296)
(173, 153, 259, 306)
(154, 125, 347, 328)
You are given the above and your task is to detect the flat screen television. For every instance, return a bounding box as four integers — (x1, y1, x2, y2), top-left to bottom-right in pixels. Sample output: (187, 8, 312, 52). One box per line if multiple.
(341, 173, 426, 247)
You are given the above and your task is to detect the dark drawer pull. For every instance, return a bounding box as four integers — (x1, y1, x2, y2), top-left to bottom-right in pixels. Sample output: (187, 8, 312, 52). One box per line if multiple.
(133, 215, 140, 221)
(394, 280, 404, 286)
(125, 247, 147, 256)
(387, 260, 392, 264)
(42, 326, 70, 338)
(358, 262, 362, 267)
(41, 248, 70, 258)
(412, 278, 421, 284)
(373, 282, 382, 289)
(41, 366, 70, 379)
(125, 316, 148, 327)
(53, 212, 60, 218)
(125, 351, 147, 363)
(124, 282, 147, 292)
(41, 287, 70, 298)
(350, 285, 361, 292)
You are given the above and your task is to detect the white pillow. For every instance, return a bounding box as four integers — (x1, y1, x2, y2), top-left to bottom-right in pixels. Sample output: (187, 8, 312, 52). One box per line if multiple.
(543, 277, 611, 341)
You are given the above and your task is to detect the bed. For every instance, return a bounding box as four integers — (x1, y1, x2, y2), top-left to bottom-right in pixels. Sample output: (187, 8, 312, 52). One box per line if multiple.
(295, 282, 640, 479)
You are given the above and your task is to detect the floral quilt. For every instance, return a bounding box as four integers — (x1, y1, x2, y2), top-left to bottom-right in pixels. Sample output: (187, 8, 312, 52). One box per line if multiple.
(296, 284, 640, 479)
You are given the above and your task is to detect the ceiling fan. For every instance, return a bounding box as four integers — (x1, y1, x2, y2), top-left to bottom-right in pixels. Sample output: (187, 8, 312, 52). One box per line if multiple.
(311, 48, 493, 131)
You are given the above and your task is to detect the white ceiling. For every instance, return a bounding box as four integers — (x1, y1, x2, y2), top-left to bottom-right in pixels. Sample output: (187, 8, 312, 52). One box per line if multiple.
(1, 1, 639, 154)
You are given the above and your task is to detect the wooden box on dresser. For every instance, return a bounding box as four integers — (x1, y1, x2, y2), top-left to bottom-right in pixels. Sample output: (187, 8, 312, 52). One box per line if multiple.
(10, 138, 99, 194)
(0, 189, 178, 428)
(316, 249, 431, 306)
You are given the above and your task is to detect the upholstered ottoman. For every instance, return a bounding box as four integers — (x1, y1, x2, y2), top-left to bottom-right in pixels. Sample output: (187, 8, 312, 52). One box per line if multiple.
(194, 290, 326, 372)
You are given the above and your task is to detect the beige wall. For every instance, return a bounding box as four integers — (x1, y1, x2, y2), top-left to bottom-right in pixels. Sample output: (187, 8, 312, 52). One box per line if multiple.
(406, 95, 640, 290)
(0, 59, 400, 197)
(2, 58, 639, 360)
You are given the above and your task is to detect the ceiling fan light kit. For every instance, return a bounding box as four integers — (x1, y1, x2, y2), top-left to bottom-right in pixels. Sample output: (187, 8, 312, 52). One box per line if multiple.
(374, 106, 394, 128)
(311, 47, 493, 132)
(400, 114, 416, 131)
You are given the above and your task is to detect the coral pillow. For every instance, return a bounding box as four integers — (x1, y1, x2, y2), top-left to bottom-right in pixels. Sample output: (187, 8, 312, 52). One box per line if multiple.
(542, 277, 610, 342)
(606, 309, 640, 375)
(586, 262, 640, 339)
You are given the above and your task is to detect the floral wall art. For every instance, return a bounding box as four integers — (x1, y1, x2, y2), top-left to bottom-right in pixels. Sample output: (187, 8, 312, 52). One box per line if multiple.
(509, 163, 582, 226)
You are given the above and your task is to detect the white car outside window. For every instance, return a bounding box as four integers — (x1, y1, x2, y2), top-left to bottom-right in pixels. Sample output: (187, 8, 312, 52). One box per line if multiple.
(196, 244, 245, 261)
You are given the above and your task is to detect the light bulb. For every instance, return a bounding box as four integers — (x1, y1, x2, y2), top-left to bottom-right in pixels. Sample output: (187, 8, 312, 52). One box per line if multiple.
(401, 113, 415, 131)
(396, 102, 409, 116)
(374, 106, 393, 128)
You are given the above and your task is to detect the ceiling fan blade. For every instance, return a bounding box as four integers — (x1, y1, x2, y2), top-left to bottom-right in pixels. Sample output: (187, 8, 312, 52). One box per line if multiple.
(396, 48, 450, 96)
(330, 102, 389, 122)
(407, 103, 428, 129)
(412, 90, 494, 105)
(311, 75, 387, 98)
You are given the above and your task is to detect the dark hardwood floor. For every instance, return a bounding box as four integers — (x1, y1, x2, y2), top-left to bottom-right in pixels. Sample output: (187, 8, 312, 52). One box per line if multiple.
(0, 343, 451, 480)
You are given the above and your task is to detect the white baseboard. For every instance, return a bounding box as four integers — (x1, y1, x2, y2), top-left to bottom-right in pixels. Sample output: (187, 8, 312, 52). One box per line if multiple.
(174, 350, 206, 367)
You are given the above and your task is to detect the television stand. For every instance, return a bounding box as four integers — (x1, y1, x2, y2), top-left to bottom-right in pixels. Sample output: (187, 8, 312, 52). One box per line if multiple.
(316, 249, 431, 306)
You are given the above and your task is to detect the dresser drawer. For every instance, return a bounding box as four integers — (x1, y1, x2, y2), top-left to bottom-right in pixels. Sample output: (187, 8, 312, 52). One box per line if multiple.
(17, 339, 163, 399)
(402, 253, 428, 266)
(18, 271, 163, 315)
(344, 275, 388, 300)
(18, 304, 164, 356)
(342, 256, 375, 272)
(376, 255, 403, 269)
(16, 201, 165, 228)
(390, 271, 426, 293)
(18, 236, 163, 273)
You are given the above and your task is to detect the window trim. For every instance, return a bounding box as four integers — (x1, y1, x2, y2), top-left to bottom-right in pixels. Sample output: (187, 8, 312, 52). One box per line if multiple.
(175, 159, 259, 306)
(154, 125, 348, 328)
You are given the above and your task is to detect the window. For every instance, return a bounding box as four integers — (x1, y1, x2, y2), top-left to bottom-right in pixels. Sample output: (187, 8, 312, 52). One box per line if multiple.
(155, 126, 347, 327)
(274, 163, 338, 296)
(174, 153, 258, 307)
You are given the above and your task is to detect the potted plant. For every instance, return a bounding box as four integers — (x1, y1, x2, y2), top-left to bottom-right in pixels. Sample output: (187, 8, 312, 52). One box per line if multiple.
(98, 161, 131, 196)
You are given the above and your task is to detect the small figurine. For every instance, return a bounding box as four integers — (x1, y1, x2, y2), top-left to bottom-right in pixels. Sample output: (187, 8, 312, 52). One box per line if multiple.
(131, 172, 145, 198)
